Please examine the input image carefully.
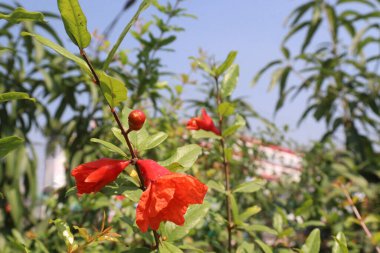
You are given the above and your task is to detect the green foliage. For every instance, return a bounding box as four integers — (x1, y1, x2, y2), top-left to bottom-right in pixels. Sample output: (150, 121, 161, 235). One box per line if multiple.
(57, 0, 91, 49)
(0, 7, 45, 22)
(0, 136, 24, 158)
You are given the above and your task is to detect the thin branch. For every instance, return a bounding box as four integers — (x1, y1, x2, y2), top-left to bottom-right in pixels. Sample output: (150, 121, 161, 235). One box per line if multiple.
(340, 184, 380, 253)
(80, 49, 145, 189)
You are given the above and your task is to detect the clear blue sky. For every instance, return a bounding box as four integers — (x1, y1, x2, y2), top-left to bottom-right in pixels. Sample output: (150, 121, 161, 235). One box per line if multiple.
(19, 0, 326, 144)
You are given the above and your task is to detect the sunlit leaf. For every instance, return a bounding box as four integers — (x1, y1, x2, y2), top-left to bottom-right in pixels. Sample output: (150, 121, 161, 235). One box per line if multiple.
(90, 138, 128, 158)
(0, 136, 24, 158)
(0, 7, 44, 23)
(301, 228, 321, 253)
(159, 144, 202, 171)
(58, 0, 91, 49)
(216, 51, 237, 76)
(221, 64, 239, 97)
(0, 92, 35, 103)
(97, 71, 128, 108)
(233, 179, 266, 193)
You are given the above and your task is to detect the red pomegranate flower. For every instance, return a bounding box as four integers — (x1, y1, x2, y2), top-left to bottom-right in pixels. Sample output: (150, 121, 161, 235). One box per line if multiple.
(71, 158, 130, 194)
(186, 108, 220, 135)
(135, 159, 208, 232)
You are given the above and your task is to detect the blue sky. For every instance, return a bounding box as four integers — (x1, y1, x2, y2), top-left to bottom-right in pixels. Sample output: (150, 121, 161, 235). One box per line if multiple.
(19, 0, 326, 144)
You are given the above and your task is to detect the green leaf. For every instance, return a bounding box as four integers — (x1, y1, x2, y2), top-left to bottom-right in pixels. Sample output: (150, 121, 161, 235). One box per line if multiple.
(218, 102, 235, 117)
(301, 229, 320, 253)
(159, 144, 202, 171)
(233, 179, 266, 193)
(141, 132, 168, 150)
(21, 32, 90, 74)
(252, 60, 282, 86)
(191, 129, 222, 140)
(50, 219, 76, 248)
(0, 136, 24, 158)
(332, 232, 348, 253)
(90, 138, 128, 158)
(221, 64, 239, 97)
(216, 51, 238, 76)
(295, 198, 313, 216)
(301, 17, 322, 53)
(97, 71, 127, 107)
(0, 92, 35, 103)
(237, 242, 255, 253)
(229, 193, 242, 225)
(207, 180, 226, 194)
(0, 7, 44, 23)
(240, 205, 261, 221)
(165, 202, 210, 241)
(324, 4, 337, 43)
(255, 239, 273, 253)
(103, 0, 152, 70)
(159, 241, 184, 253)
(58, 0, 91, 49)
(189, 57, 214, 76)
(178, 245, 204, 252)
(247, 224, 278, 235)
(223, 114, 246, 137)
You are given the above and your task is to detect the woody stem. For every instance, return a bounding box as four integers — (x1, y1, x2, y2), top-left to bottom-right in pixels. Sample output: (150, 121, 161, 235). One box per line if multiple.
(80, 49, 145, 190)
(215, 76, 233, 252)
(340, 184, 380, 253)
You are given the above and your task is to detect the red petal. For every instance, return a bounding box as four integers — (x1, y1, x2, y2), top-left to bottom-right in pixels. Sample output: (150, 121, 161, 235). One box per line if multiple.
(136, 159, 171, 187)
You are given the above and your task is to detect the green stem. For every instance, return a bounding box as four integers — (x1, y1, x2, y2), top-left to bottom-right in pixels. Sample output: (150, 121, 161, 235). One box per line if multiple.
(215, 76, 233, 252)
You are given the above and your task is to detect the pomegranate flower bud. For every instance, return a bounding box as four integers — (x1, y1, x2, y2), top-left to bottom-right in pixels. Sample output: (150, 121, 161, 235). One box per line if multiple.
(128, 110, 146, 131)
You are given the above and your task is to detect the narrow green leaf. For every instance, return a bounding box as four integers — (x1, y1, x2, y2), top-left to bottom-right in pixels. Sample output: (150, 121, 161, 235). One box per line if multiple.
(0, 136, 24, 158)
(178, 245, 204, 253)
(21, 32, 90, 74)
(103, 0, 151, 70)
(229, 193, 242, 225)
(216, 51, 237, 76)
(0, 7, 44, 23)
(0, 92, 35, 103)
(159, 144, 202, 171)
(165, 202, 210, 241)
(324, 4, 337, 43)
(97, 71, 127, 107)
(233, 179, 266, 193)
(90, 138, 128, 158)
(189, 57, 214, 76)
(58, 0, 91, 49)
(301, 228, 321, 253)
(332, 232, 349, 253)
(237, 242, 255, 253)
(192, 129, 222, 140)
(240, 205, 261, 221)
(218, 102, 235, 117)
(223, 114, 246, 137)
(301, 10, 322, 53)
(246, 224, 278, 235)
(159, 241, 184, 253)
(252, 60, 282, 86)
(221, 64, 239, 97)
(255, 239, 273, 253)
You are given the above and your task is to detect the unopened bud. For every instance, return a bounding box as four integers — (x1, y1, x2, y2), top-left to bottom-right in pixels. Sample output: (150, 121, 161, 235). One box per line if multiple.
(128, 110, 146, 131)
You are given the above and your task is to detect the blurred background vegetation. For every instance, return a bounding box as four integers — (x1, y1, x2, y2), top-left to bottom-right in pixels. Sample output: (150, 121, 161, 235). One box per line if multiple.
(0, 0, 379, 252)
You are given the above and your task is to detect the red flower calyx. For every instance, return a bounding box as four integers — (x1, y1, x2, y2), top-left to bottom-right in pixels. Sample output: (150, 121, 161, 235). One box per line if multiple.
(186, 108, 220, 135)
(128, 110, 146, 131)
(71, 158, 130, 194)
(135, 159, 208, 232)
